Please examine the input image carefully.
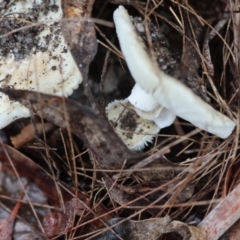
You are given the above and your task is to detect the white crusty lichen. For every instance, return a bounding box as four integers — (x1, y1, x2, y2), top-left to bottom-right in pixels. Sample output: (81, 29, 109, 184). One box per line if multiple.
(112, 5, 236, 140)
(0, 0, 82, 128)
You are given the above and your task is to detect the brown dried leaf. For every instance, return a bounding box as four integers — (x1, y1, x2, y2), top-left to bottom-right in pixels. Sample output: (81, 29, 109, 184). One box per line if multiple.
(105, 174, 194, 209)
(43, 198, 87, 238)
(134, 158, 180, 181)
(0, 89, 139, 169)
(0, 143, 66, 204)
(0, 144, 113, 232)
(105, 174, 151, 207)
(93, 216, 171, 240)
(10, 122, 53, 148)
(93, 217, 205, 240)
(61, 0, 97, 82)
(43, 212, 68, 238)
(167, 220, 206, 240)
(0, 189, 25, 240)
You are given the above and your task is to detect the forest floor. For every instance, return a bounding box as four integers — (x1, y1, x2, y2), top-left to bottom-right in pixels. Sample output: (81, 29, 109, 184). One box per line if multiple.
(0, 0, 239, 239)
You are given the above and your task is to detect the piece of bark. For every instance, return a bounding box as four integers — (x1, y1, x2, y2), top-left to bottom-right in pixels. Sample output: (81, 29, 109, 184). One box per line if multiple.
(198, 183, 240, 240)
(228, 218, 240, 239)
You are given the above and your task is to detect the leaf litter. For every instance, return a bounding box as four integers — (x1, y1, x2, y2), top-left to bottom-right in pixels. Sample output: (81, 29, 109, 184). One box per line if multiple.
(0, 0, 239, 239)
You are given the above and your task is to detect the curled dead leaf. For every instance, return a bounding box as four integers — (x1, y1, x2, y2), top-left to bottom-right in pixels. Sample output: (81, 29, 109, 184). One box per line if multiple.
(10, 122, 53, 148)
(0, 89, 139, 169)
(92, 216, 205, 240)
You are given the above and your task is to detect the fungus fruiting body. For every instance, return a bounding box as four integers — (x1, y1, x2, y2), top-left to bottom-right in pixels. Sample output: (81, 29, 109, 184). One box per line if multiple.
(128, 83, 176, 128)
(0, 0, 82, 128)
(106, 83, 175, 151)
(112, 5, 235, 140)
(106, 99, 160, 150)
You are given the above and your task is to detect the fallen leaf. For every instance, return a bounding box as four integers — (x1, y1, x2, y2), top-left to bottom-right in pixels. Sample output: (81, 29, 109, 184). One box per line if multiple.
(105, 173, 194, 209)
(92, 216, 205, 240)
(93, 216, 171, 240)
(0, 89, 139, 169)
(10, 122, 53, 148)
(0, 188, 25, 240)
(167, 220, 206, 240)
(0, 143, 113, 234)
(43, 198, 88, 238)
(61, 0, 97, 81)
(134, 158, 179, 181)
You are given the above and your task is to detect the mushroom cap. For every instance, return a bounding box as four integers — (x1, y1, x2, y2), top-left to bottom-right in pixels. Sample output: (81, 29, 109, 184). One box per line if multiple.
(106, 99, 160, 151)
(0, 0, 82, 129)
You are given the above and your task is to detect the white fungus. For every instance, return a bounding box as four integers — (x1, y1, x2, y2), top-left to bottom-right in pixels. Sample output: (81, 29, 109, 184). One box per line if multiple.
(128, 83, 176, 127)
(128, 83, 160, 113)
(113, 5, 236, 140)
(0, 0, 82, 128)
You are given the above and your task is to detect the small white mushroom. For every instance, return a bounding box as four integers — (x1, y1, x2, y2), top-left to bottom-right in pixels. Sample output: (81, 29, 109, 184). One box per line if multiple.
(113, 6, 236, 139)
(105, 83, 175, 150)
(106, 99, 160, 150)
(0, 0, 82, 128)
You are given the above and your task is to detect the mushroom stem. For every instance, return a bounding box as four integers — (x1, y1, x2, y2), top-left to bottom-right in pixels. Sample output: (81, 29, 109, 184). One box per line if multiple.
(128, 83, 176, 128)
